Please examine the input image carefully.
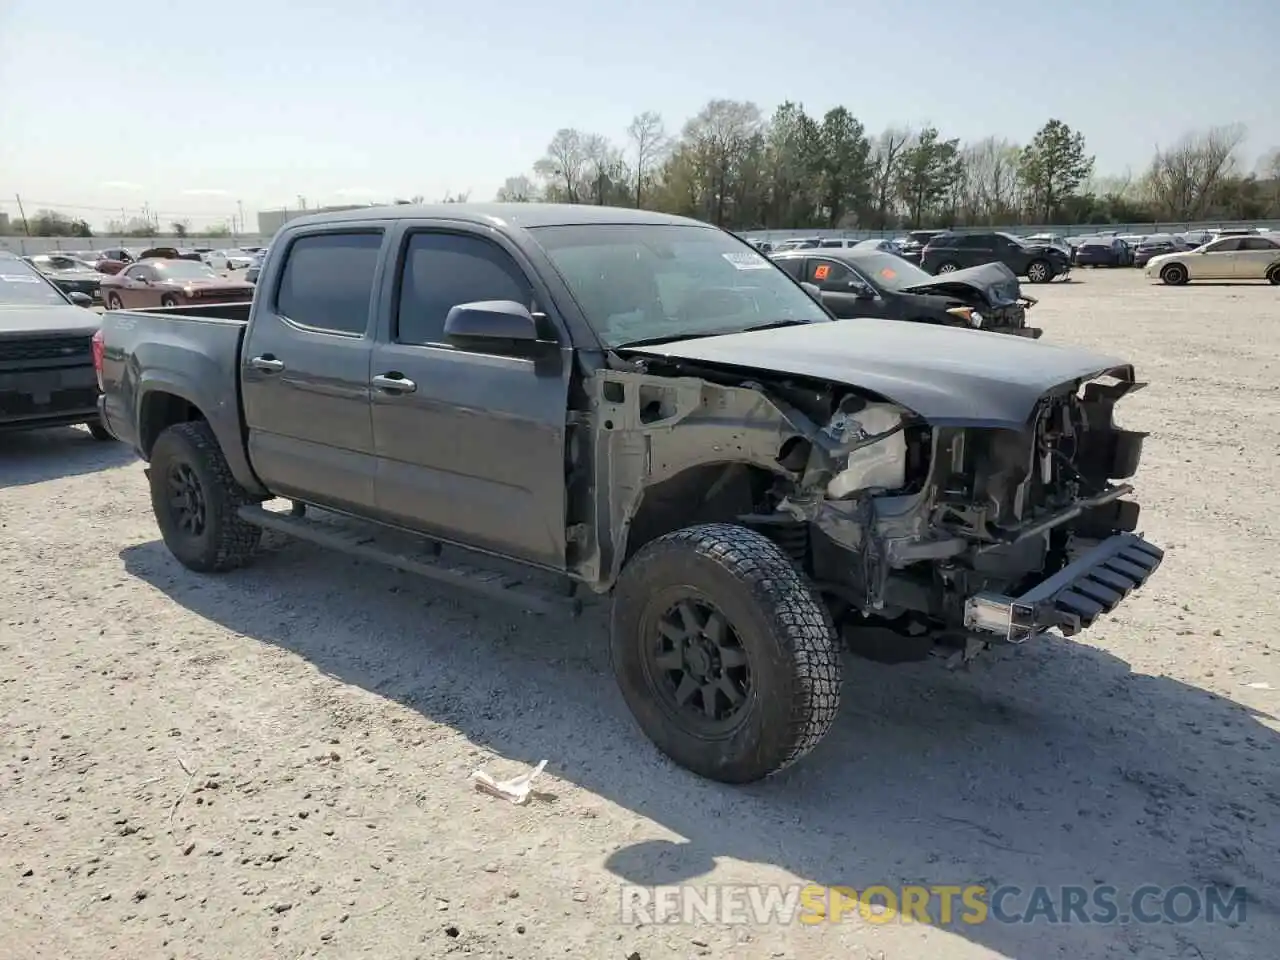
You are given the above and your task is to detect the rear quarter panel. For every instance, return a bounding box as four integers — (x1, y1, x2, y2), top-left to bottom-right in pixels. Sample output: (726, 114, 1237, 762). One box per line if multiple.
(101, 306, 263, 493)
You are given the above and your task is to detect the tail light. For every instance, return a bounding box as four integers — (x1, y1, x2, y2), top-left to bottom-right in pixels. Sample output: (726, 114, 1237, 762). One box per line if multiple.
(92, 328, 105, 391)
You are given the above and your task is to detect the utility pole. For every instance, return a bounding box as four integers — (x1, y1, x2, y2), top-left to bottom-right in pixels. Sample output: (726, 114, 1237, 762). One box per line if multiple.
(15, 194, 30, 235)
(237, 199, 245, 237)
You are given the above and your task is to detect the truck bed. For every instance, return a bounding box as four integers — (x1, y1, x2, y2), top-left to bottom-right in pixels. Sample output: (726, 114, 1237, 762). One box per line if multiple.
(97, 304, 251, 466)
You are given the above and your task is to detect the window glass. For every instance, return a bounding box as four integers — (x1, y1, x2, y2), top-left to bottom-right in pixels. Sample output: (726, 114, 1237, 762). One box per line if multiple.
(808, 259, 853, 285)
(276, 232, 382, 334)
(124, 264, 150, 280)
(394, 233, 532, 345)
(1205, 238, 1241, 253)
(1242, 236, 1278, 250)
(773, 257, 804, 280)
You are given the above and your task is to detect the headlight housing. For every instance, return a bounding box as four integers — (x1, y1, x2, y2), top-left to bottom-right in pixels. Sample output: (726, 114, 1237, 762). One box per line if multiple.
(946, 306, 984, 328)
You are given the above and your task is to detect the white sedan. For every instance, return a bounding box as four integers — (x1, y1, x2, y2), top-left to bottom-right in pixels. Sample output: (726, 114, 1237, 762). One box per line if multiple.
(1145, 234, 1280, 285)
(210, 249, 255, 271)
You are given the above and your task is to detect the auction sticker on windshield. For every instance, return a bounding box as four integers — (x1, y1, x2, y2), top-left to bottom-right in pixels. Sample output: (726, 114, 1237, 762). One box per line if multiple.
(722, 251, 772, 270)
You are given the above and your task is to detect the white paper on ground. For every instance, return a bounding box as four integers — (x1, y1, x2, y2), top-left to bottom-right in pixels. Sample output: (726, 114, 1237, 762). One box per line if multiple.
(469, 759, 548, 804)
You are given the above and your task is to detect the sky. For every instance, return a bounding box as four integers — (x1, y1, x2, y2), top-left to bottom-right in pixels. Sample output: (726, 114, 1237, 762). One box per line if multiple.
(2, 0, 1278, 231)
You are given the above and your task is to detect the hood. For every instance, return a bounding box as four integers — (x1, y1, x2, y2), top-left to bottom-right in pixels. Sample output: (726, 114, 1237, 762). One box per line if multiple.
(896, 261, 1023, 306)
(621, 317, 1131, 428)
(47, 268, 102, 280)
(0, 303, 101, 338)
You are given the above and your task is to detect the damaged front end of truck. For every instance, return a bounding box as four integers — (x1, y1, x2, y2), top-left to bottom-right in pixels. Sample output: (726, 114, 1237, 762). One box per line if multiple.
(573, 321, 1163, 662)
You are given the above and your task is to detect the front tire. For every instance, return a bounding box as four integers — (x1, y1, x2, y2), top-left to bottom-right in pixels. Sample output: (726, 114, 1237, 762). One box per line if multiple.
(935, 261, 960, 274)
(161, 295, 179, 307)
(106, 293, 123, 310)
(149, 420, 261, 572)
(1026, 259, 1054, 283)
(610, 523, 842, 783)
(1160, 263, 1188, 286)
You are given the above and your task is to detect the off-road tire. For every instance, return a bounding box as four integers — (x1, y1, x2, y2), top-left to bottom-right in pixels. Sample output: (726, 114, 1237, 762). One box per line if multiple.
(85, 418, 115, 441)
(106, 293, 123, 310)
(1267, 264, 1280, 285)
(1160, 263, 1188, 286)
(1026, 259, 1054, 283)
(149, 420, 261, 573)
(610, 523, 842, 783)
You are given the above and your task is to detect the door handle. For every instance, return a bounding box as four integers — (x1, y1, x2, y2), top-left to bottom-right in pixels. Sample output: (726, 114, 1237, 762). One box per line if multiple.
(372, 373, 417, 394)
(249, 355, 285, 373)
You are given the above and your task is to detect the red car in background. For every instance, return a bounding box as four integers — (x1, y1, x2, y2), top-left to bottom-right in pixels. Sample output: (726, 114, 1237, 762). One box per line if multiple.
(99, 257, 254, 310)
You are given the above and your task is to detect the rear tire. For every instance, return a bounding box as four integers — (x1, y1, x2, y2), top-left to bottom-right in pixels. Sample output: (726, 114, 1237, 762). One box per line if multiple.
(106, 293, 122, 310)
(935, 261, 960, 274)
(610, 523, 842, 783)
(1160, 263, 1188, 286)
(149, 420, 261, 572)
(1267, 265, 1280, 285)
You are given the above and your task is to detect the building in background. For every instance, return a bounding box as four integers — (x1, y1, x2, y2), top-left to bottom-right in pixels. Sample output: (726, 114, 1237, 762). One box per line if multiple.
(0, 212, 10, 233)
(256, 204, 375, 237)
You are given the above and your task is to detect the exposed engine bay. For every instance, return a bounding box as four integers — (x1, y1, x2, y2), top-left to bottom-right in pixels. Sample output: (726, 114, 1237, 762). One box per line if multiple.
(577, 342, 1163, 659)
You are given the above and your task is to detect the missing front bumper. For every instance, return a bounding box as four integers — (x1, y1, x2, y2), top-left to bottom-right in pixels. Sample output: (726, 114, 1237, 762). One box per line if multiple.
(964, 532, 1164, 642)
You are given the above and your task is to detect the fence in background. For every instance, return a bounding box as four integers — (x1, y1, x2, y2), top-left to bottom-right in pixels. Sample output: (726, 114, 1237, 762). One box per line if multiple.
(0, 235, 271, 256)
(741, 220, 1280, 242)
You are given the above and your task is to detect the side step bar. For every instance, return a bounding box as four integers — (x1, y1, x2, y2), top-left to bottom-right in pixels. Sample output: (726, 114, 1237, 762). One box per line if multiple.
(237, 505, 582, 617)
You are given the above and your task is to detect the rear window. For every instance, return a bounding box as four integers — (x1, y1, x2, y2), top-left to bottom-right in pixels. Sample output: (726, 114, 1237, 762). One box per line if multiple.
(275, 232, 383, 335)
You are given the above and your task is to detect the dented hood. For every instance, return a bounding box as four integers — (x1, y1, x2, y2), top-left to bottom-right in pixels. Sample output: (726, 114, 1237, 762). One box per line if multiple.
(896, 261, 1024, 306)
(621, 317, 1132, 428)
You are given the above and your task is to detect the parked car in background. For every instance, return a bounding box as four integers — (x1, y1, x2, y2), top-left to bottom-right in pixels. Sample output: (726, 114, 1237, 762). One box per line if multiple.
(852, 238, 903, 254)
(0, 251, 111, 439)
(1073, 236, 1134, 268)
(100, 258, 255, 310)
(771, 247, 1041, 337)
(1180, 230, 1213, 248)
(1131, 234, 1184, 268)
(1023, 233, 1075, 256)
(210, 249, 255, 270)
(137, 246, 203, 262)
(244, 248, 269, 284)
(1145, 233, 1280, 285)
(895, 229, 950, 264)
(921, 231, 1071, 283)
(1117, 234, 1146, 251)
(772, 237, 822, 251)
(23, 254, 105, 302)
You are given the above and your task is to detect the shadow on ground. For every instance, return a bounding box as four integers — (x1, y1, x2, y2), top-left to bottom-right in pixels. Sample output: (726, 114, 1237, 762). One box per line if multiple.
(120, 537, 1279, 959)
(0, 428, 135, 488)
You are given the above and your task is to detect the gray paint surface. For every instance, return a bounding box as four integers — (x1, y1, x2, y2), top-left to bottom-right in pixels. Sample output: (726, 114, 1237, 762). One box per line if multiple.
(623, 316, 1130, 428)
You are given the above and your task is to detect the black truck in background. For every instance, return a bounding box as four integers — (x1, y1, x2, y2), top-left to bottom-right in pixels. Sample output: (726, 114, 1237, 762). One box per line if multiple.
(97, 204, 1163, 783)
(1, 251, 113, 439)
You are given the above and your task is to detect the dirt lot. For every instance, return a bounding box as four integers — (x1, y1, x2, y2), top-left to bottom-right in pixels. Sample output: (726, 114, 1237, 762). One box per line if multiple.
(3, 268, 1278, 960)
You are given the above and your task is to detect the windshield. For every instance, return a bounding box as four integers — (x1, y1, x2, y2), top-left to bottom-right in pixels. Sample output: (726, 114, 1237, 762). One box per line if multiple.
(848, 252, 935, 291)
(154, 260, 219, 279)
(0, 259, 69, 307)
(529, 224, 830, 348)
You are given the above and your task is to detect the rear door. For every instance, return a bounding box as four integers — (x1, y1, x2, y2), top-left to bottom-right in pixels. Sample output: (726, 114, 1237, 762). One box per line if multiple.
(1237, 236, 1280, 279)
(368, 221, 572, 569)
(240, 225, 386, 514)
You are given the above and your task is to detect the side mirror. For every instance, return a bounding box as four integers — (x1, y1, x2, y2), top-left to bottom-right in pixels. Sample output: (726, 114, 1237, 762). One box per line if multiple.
(444, 300, 538, 341)
(850, 281, 875, 299)
(68, 291, 93, 307)
(799, 281, 824, 303)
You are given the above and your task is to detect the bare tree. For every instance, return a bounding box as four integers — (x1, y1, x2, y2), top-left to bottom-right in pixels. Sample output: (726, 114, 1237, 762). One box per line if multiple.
(960, 136, 1021, 223)
(495, 175, 538, 202)
(533, 128, 589, 203)
(868, 127, 911, 227)
(582, 133, 629, 205)
(1143, 124, 1247, 219)
(680, 100, 764, 225)
(627, 111, 670, 207)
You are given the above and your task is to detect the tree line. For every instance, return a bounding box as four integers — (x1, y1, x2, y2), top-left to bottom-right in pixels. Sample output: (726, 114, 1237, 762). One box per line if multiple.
(496, 101, 1280, 230)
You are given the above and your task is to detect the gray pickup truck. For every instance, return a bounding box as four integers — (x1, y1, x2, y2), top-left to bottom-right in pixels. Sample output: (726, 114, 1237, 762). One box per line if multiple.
(98, 203, 1163, 783)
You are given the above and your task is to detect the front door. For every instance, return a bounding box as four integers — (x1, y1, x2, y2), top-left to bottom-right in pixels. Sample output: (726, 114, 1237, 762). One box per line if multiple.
(1190, 237, 1242, 279)
(240, 227, 386, 514)
(806, 257, 889, 319)
(116, 262, 161, 307)
(369, 224, 571, 569)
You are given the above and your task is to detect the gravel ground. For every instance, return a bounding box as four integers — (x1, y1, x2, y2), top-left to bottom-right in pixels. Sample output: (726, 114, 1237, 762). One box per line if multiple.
(3, 269, 1278, 960)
